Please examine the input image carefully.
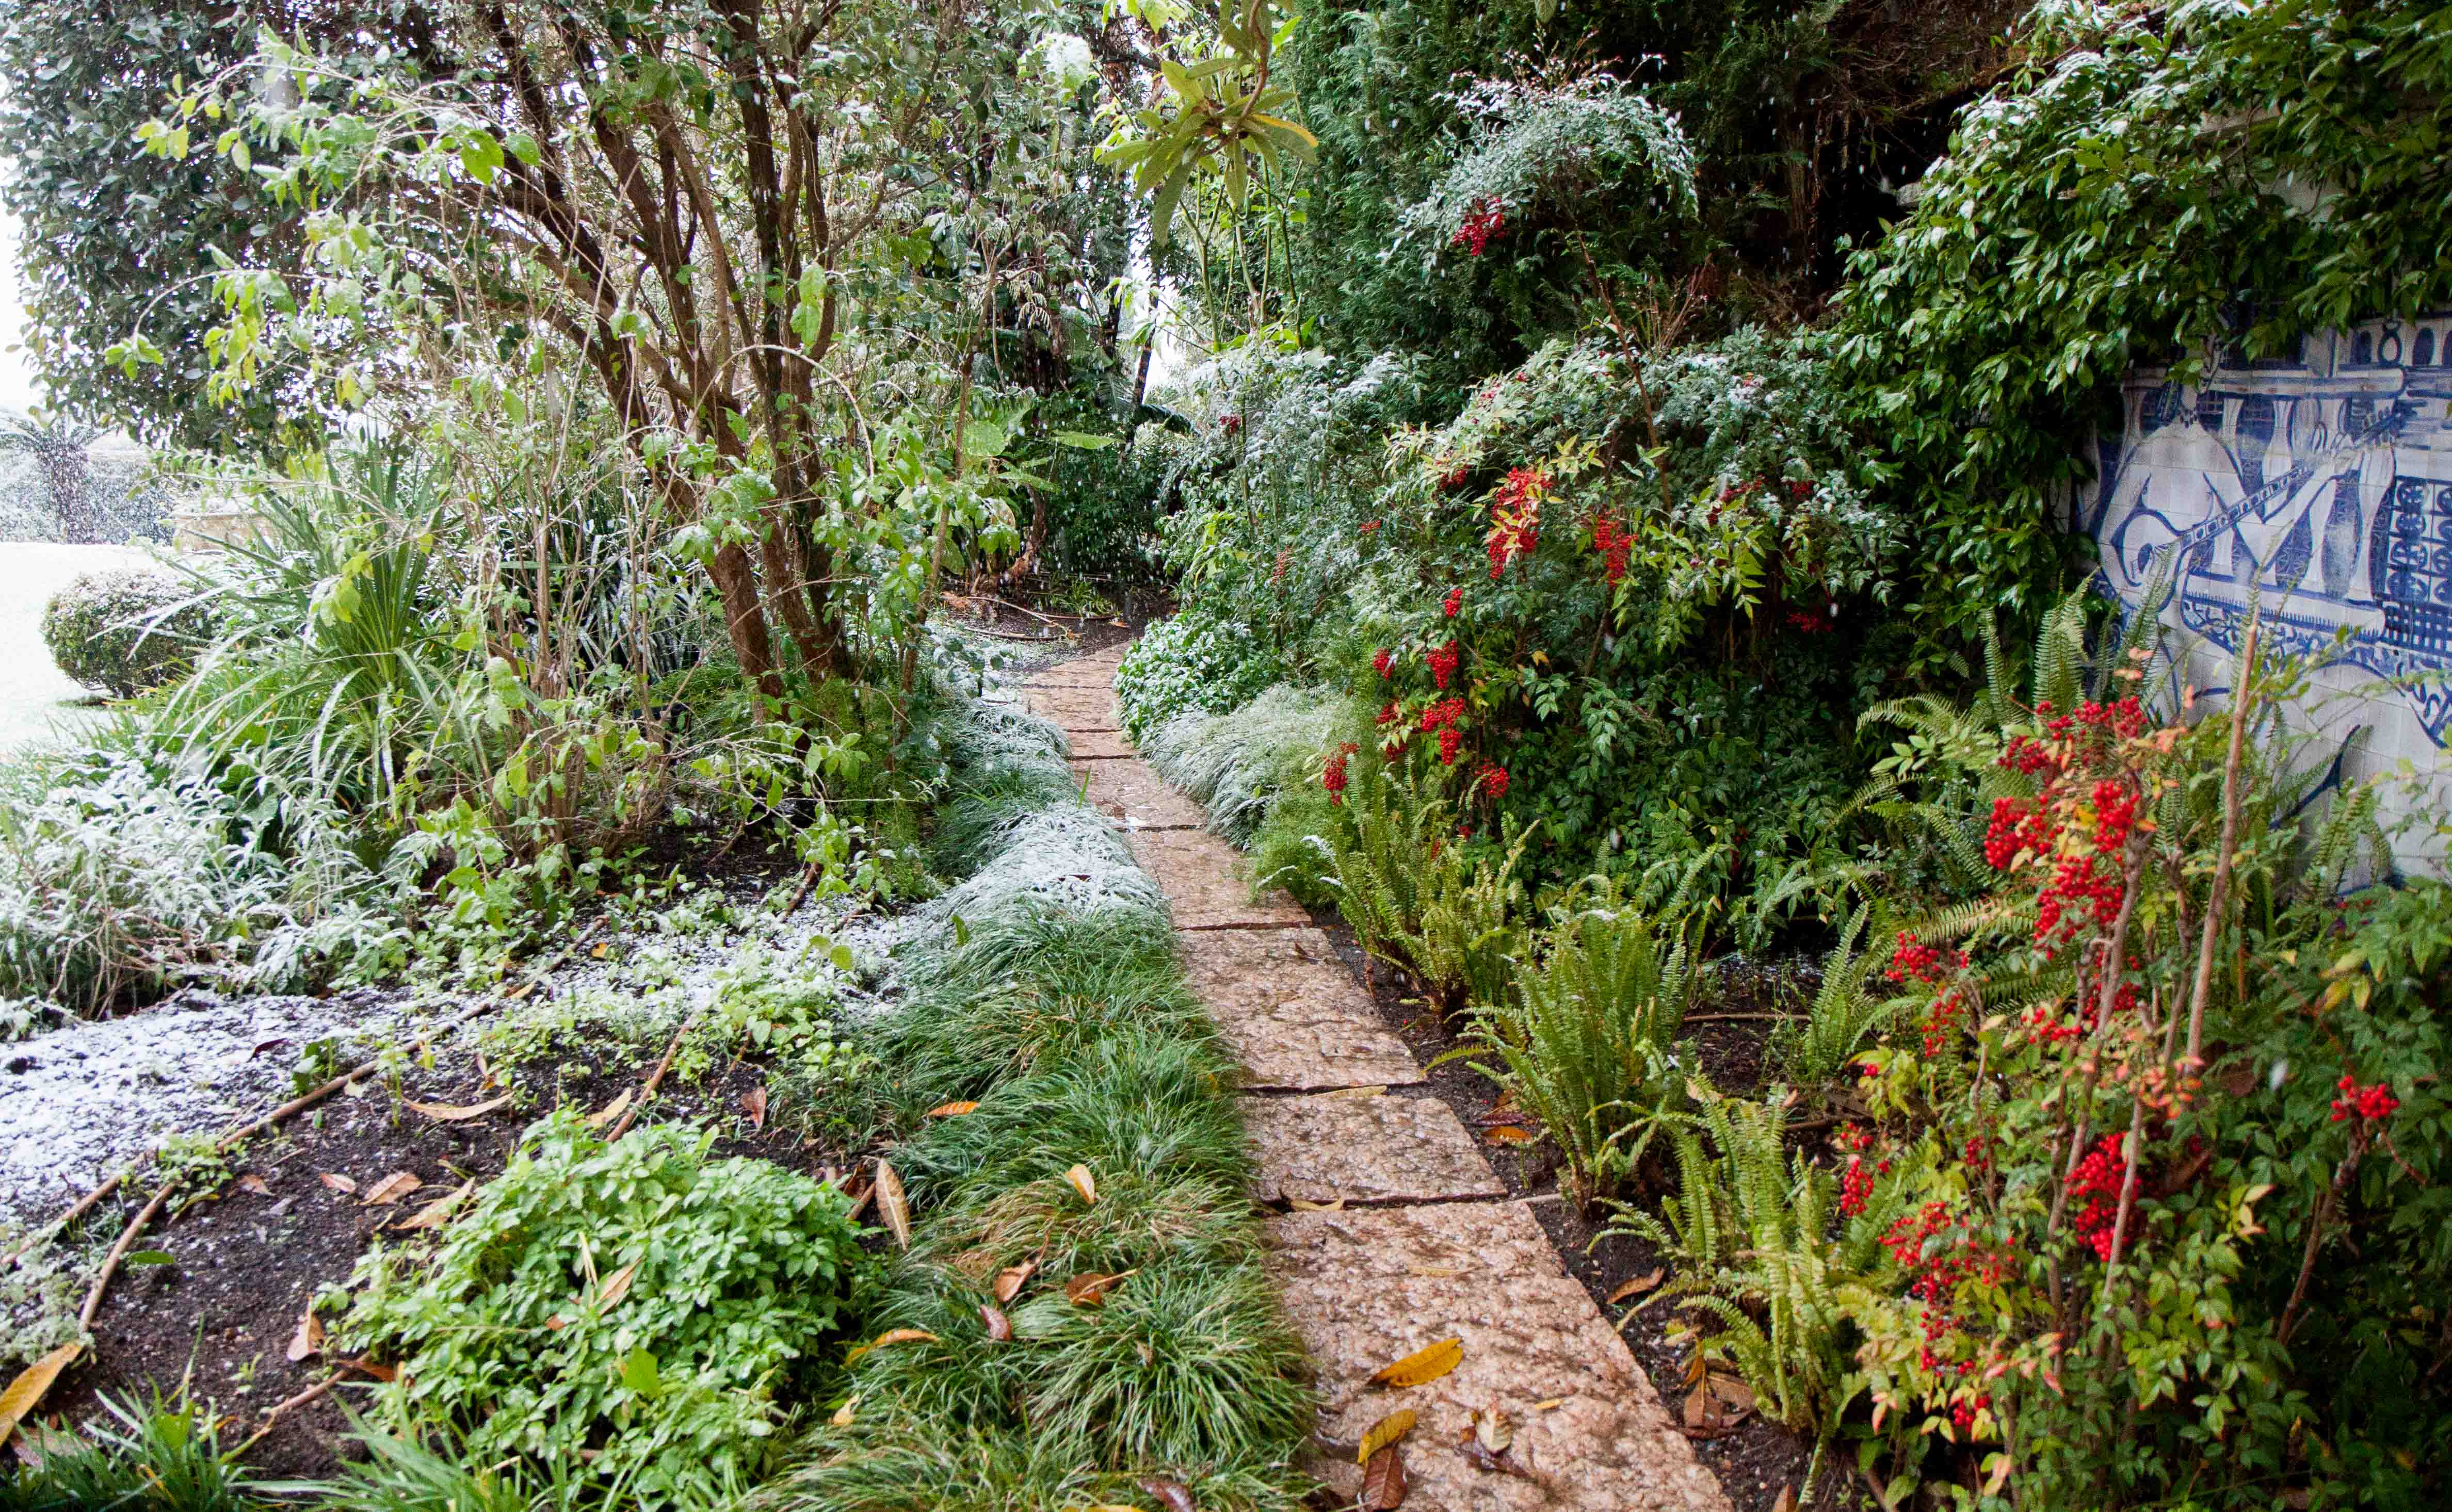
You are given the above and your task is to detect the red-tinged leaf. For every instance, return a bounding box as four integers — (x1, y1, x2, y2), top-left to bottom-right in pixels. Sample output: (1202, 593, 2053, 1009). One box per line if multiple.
(742, 1086, 768, 1129)
(1064, 1271, 1128, 1306)
(337, 1358, 396, 1383)
(993, 1260, 1036, 1303)
(980, 1305, 1011, 1342)
(1361, 1443, 1408, 1509)
(1483, 1125, 1538, 1145)
(925, 1100, 979, 1118)
(1607, 1267, 1664, 1303)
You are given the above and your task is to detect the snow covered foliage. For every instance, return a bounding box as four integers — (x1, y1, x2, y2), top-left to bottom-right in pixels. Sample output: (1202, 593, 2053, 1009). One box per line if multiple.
(1143, 684, 1346, 843)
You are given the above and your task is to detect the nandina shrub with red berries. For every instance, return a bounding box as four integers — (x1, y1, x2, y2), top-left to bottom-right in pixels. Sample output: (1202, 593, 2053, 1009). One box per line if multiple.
(1786, 645, 2452, 1511)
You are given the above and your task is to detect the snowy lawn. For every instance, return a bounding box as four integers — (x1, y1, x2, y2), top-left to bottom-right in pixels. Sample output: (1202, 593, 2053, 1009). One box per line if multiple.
(0, 542, 162, 755)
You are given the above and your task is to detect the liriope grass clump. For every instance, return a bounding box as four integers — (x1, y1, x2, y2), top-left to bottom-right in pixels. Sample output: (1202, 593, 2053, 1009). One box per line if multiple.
(766, 681, 1314, 1511)
(1142, 683, 1348, 844)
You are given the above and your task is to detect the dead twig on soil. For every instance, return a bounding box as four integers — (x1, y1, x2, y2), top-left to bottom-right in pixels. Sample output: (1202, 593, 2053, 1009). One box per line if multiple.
(607, 1011, 703, 1141)
(76, 1181, 173, 1330)
(235, 1371, 342, 1455)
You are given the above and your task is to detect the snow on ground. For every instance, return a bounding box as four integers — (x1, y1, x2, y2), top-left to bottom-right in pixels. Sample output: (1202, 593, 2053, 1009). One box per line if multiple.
(0, 541, 163, 755)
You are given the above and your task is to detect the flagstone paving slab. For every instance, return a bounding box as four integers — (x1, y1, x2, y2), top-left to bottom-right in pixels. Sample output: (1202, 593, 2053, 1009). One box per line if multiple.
(1076, 760, 1209, 830)
(1268, 1200, 1732, 1512)
(1025, 682, 1120, 730)
(1066, 729, 1139, 760)
(1126, 827, 1310, 929)
(1176, 928, 1421, 1088)
(1244, 1092, 1506, 1206)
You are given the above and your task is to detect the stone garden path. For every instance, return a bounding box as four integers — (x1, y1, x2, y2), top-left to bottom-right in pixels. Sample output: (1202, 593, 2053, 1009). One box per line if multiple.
(1021, 649, 1729, 1512)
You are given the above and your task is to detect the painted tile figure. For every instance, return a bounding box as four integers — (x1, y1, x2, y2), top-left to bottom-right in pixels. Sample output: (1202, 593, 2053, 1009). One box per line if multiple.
(2079, 314, 2452, 763)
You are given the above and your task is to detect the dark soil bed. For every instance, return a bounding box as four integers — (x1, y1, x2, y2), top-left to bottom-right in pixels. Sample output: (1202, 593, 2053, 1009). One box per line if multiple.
(1301, 900, 1854, 1512)
(44, 1023, 866, 1483)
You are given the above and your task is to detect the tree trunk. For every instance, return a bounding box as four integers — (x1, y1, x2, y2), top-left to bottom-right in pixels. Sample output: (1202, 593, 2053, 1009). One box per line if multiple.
(707, 541, 785, 702)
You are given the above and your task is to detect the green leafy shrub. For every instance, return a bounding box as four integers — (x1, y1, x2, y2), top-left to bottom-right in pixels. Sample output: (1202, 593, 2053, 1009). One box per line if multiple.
(40, 567, 212, 698)
(1112, 612, 1284, 747)
(336, 1113, 873, 1509)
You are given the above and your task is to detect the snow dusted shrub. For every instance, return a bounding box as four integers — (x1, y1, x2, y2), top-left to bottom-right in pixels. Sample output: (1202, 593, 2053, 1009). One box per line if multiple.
(0, 754, 390, 1017)
(40, 567, 213, 698)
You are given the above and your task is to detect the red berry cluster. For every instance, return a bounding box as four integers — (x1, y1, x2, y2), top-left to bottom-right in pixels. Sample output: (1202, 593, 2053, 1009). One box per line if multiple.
(1881, 1202, 2012, 1376)
(2034, 848, 2125, 952)
(1375, 700, 1401, 727)
(2091, 777, 2139, 851)
(1360, 518, 1381, 534)
(1321, 744, 1352, 805)
(1590, 515, 1632, 587)
(1220, 413, 1241, 434)
(1886, 931, 1963, 984)
(1443, 586, 1463, 619)
(1449, 198, 1506, 256)
(2064, 1132, 2131, 1262)
(1949, 1394, 1993, 1435)
(2017, 1004, 2082, 1047)
(1475, 760, 1509, 800)
(1840, 1157, 1875, 1217)
(1418, 697, 1465, 735)
(1784, 609, 1832, 635)
(1373, 647, 1394, 679)
(1920, 988, 1968, 1057)
(1440, 462, 1472, 492)
(1426, 640, 1460, 690)
(2331, 1075, 2400, 1124)
(1998, 733, 2058, 777)
(1983, 794, 2058, 871)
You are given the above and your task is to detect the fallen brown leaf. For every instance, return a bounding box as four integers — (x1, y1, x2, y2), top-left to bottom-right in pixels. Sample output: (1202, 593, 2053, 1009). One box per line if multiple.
(1770, 1488, 1797, 1512)
(1064, 1271, 1128, 1306)
(598, 1258, 642, 1308)
(1708, 1373, 1755, 1415)
(992, 1260, 1037, 1303)
(1136, 1477, 1196, 1512)
(402, 1092, 513, 1122)
(1368, 1338, 1463, 1389)
(741, 1086, 768, 1129)
(234, 1174, 270, 1196)
(1285, 1196, 1346, 1212)
(1406, 1264, 1462, 1279)
(336, 1358, 396, 1383)
(843, 1328, 938, 1367)
(0, 1344, 81, 1449)
(1607, 1267, 1665, 1304)
(1326, 1084, 1388, 1100)
(1063, 1164, 1098, 1205)
(393, 1180, 473, 1232)
(361, 1171, 422, 1207)
(583, 1090, 632, 1130)
(1357, 1408, 1416, 1464)
(925, 1100, 979, 1118)
(980, 1305, 1012, 1342)
(286, 1308, 322, 1363)
(1483, 1125, 1538, 1145)
(1361, 1443, 1408, 1509)
(318, 1173, 357, 1195)
(829, 1396, 857, 1427)
(874, 1159, 911, 1249)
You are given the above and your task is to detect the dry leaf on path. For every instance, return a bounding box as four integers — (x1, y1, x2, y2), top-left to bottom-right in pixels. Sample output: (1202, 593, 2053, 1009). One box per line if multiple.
(1063, 1164, 1098, 1205)
(1357, 1408, 1416, 1464)
(1286, 1196, 1346, 1212)
(1470, 1403, 1512, 1454)
(1361, 1444, 1408, 1509)
(1326, 1085, 1387, 1100)
(742, 1086, 768, 1129)
(1064, 1271, 1128, 1306)
(318, 1173, 357, 1195)
(287, 1308, 322, 1363)
(980, 1305, 1012, 1342)
(0, 1344, 81, 1449)
(1406, 1265, 1461, 1279)
(1607, 1267, 1664, 1303)
(925, 1100, 979, 1118)
(1368, 1338, 1463, 1389)
(1136, 1478, 1196, 1512)
(235, 1174, 270, 1195)
(993, 1260, 1037, 1303)
(403, 1092, 512, 1122)
(394, 1180, 474, 1232)
(873, 1159, 911, 1249)
(362, 1171, 422, 1206)
(584, 1090, 632, 1130)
